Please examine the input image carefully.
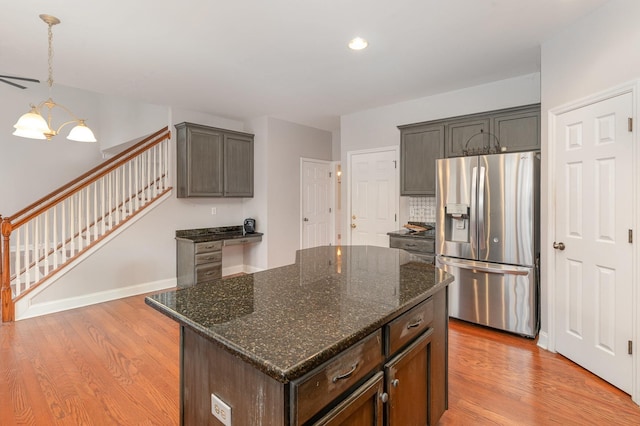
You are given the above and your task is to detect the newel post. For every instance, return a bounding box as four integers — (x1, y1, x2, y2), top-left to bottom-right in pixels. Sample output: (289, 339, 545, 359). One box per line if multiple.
(1, 216, 14, 322)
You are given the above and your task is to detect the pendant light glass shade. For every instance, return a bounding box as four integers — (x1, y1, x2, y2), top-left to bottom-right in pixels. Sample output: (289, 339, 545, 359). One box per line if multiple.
(67, 121, 97, 142)
(13, 106, 49, 134)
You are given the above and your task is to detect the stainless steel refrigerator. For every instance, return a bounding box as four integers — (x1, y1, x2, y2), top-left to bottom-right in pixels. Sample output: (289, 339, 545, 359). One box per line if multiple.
(435, 151, 540, 337)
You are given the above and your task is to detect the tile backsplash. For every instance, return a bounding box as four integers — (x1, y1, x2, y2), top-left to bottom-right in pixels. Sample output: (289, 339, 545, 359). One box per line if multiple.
(409, 196, 436, 223)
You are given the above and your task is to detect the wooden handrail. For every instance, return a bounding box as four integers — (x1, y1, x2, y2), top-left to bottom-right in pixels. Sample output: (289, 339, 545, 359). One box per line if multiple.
(8, 127, 170, 224)
(1, 127, 172, 322)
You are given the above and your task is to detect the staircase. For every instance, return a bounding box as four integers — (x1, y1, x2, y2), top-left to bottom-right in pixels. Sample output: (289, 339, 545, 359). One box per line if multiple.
(1, 127, 172, 322)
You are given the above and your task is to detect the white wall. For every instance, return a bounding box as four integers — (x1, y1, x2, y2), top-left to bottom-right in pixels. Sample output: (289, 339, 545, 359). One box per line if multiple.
(0, 83, 105, 215)
(540, 0, 640, 338)
(264, 117, 333, 268)
(339, 73, 541, 236)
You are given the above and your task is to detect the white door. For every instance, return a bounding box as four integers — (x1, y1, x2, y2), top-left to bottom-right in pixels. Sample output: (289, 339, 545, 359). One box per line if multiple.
(554, 92, 633, 393)
(349, 149, 398, 246)
(301, 159, 332, 249)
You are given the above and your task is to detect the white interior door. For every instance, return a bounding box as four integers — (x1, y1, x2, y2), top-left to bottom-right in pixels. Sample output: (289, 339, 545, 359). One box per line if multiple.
(348, 148, 398, 246)
(553, 92, 633, 393)
(301, 159, 332, 249)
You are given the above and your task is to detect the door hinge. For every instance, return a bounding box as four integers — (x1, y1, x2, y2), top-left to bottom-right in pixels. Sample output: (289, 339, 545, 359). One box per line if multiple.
(395, 213, 397, 222)
(329, 207, 332, 213)
(329, 171, 332, 177)
(393, 160, 397, 169)
(629, 229, 633, 243)
(628, 117, 633, 132)
(629, 340, 633, 355)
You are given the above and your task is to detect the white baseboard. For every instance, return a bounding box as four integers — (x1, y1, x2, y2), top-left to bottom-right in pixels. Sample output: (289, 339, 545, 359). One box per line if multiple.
(537, 330, 549, 350)
(243, 265, 265, 274)
(15, 278, 176, 321)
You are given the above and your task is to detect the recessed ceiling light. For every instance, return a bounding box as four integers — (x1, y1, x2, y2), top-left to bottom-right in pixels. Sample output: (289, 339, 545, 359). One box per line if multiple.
(348, 37, 368, 51)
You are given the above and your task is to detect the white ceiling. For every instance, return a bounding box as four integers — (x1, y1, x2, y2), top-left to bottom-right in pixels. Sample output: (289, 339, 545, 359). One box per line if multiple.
(1, 0, 610, 131)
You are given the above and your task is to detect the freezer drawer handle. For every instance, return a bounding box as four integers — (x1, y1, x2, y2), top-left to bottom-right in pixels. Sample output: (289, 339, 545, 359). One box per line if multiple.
(439, 258, 529, 276)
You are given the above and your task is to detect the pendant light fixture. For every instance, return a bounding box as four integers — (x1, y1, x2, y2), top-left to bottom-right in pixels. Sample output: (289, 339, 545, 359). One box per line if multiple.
(13, 14, 96, 142)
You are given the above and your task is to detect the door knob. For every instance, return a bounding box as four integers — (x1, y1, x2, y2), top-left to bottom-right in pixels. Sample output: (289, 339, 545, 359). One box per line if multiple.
(351, 223, 357, 229)
(553, 242, 565, 251)
(303, 217, 309, 222)
(352, 215, 357, 220)
(392, 379, 399, 387)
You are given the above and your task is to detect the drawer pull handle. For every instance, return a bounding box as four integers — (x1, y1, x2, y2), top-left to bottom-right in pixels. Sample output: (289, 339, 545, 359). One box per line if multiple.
(205, 271, 214, 275)
(332, 363, 358, 383)
(407, 318, 423, 329)
(405, 243, 417, 247)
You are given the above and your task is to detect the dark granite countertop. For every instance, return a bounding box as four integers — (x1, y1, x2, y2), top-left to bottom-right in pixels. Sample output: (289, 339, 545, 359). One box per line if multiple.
(175, 225, 263, 243)
(145, 245, 453, 384)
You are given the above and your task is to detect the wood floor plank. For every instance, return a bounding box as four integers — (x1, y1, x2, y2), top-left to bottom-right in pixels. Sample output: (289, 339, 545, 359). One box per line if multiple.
(1, 294, 639, 425)
(441, 319, 640, 425)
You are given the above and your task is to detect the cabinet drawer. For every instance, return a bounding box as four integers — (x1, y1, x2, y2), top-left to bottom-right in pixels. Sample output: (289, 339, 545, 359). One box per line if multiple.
(385, 297, 434, 356)
(195, 251, 222, 265)
(389, 237, 435, 254)
(195, 240, 223, 254)
(292, 330, 383, 425)
(195, 263, 222, 283)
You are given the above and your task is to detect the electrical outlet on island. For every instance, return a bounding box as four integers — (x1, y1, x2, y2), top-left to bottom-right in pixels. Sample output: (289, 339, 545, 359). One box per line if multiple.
(211, 207, 217, 215)
(211, 394, 232, 425)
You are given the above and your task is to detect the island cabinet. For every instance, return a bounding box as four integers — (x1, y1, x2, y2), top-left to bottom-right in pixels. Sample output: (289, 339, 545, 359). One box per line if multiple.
(175, 122, 254, 198)
(146, 245, 453, 426)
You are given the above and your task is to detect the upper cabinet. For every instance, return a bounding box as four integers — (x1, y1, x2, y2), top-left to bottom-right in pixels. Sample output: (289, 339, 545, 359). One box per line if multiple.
(445, 118, 490, 158)
(399, 123, 444, 196)
(399, 104, 540, 196)
(444, 104, 540, 157)
(175, 122, 254, 198)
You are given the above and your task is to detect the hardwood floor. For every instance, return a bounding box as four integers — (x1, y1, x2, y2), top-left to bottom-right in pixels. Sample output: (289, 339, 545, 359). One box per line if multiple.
(1, 294, 639, 425)
(441, 319, 640, 425)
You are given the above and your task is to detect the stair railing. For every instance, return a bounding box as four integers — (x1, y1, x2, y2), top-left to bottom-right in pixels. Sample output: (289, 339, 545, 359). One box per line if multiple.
(1, 127, 172, 322)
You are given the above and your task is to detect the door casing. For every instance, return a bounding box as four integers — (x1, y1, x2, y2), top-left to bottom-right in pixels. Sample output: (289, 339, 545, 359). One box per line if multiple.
(546, 81, 639, 404)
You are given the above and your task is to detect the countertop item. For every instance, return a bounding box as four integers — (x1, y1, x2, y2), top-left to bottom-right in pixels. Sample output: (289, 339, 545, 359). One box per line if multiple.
(175, 225, 263, 243)
(388, 222, 436, 239)
(146, 245, 453, 383)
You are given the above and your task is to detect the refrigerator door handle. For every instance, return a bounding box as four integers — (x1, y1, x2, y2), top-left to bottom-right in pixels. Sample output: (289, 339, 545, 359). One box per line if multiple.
(478, 166, 486, 250)
(470, 166, 478, 251)
(438, 257, 530, 276)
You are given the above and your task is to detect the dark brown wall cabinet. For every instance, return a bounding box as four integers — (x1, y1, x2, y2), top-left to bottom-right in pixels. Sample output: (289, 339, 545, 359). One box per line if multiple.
(399, 104, 540, 196)
(175, 122, 254, 198)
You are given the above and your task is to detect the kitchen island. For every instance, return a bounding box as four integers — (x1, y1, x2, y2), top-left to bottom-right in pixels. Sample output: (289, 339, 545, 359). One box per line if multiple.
(146, 245, 453, 425)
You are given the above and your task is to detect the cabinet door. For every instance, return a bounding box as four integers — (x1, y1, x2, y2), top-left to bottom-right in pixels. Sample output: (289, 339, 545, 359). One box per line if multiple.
(491, 106, 540, 152)
(385, 328, 433, 426)
(314, 372, 384, 426)
(400, 124, 444, 196)
(185, 126, 224, 197)
(445, 118, 490, 157)
(224, 133, 254, 197)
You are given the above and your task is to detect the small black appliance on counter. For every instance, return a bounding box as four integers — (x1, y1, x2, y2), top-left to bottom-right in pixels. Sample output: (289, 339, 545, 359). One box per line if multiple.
(244, 218, 256, 234)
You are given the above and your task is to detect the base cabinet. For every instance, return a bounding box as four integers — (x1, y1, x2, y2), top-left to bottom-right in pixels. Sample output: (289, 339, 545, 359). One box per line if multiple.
(180, 287, 448, 425)
(314, 373, 384, 426)
(385, 329, 433, 426)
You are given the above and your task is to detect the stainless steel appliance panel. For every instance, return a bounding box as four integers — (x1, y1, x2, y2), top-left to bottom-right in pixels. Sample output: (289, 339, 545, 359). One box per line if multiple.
(437, 256, 538, 337)
(435, 156, 477, 260)
(478, 152, 539, 266)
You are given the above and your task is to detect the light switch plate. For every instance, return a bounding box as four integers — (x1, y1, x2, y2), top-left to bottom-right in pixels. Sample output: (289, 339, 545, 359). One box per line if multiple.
(211, 393, 232, 425)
